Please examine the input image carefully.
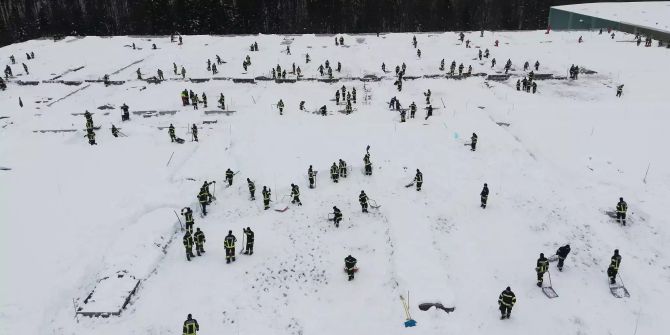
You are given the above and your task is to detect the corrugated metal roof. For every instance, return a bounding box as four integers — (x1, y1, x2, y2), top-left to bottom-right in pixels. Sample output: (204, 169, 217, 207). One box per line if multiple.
(552, 1, 670, 33)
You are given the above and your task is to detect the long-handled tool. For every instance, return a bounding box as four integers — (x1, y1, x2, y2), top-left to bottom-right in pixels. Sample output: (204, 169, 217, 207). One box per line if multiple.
(173, 210, 184, 231)
(240, 229, 246, 255)
(400, 292, 417, 327)
(542, 270, 558, 298)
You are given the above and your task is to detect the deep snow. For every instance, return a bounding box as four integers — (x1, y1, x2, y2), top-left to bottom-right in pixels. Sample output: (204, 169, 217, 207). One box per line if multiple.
(1, 30, 670, 335)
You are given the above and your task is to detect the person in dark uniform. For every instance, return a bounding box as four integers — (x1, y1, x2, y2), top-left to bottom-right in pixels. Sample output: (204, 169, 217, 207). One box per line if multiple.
(224, 230, 237, 263)
(262, 186, 271, 210)
(616, 197, 628, 225)
(198, 188, 210, 216)
(290, 183, 302, 205)
(121, 103, 130, 121)
(363, 153, 372, 175)
(243, 227, 254, 255)
(277, 99, 284, 115)
(536, 253, 549, 287)
(225, 169, 234, 186)
(168, 124, 176, 142)
(332, 206, 342, 227)
(308, 165, 316, 188)
(86, 129, 97, 145)
(183, 231, 195, 261)
(181, 207, 195, 234)
(339, 159, 347, 178)
(608, 249, 622, 284)
(425, 105, 433, 120)
(194, 228, 206, 256)
(247, 178, 255, 200)
(359, 191, 369, 213)
(414, 169, 423, 191)
(191, 124, 198, 142)
(555, 244, 571, 271)
(480, 183, 489, 208)
(183, 314, 199, 335)
(330, 163, 339, 183)
(344, 255, 357, 281)
(498, 287, 516, 319)
(471, 133, 478, 151)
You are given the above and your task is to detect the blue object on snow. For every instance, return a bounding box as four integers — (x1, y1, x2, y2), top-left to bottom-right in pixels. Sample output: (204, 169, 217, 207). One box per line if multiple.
(454, 132, 459, 139)
(404, 319, 417, 327)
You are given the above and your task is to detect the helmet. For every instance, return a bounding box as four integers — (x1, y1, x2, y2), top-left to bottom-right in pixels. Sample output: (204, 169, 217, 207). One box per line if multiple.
(614, 249, 619, 254)
(540, 253, 544, 258)
(506, 286, 511, 291)
(228, 230, 232, 234)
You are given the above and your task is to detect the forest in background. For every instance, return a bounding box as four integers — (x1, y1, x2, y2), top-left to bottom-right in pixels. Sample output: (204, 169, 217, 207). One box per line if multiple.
(0, 0, 646, 46)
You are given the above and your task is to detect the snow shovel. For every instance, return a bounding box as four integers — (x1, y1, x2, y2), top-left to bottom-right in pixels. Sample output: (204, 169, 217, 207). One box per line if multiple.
(239, 230, 245, 255)
(173, 210, 184, 231)
(547, 254, 559, 262)
(368, 199, 381, 209)
(273, 195, 290, 212)
(175, 137, 185, 144)
(405, 181, 415, 188)
(609, 274, 630, 298)
(542, 270, 559, 299)
(327, 213, 335, 221)
(400, 293, 417, 327)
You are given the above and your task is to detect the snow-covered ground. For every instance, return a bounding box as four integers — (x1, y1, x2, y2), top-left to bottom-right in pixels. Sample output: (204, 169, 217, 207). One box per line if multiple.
(1, 30, 669, 335)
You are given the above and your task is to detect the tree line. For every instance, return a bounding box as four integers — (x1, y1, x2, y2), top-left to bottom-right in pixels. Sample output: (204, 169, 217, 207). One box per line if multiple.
(0, 0, 644, 46)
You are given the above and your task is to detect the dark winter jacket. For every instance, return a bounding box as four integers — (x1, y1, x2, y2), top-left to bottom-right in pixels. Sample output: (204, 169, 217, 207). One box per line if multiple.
(498, 289, 516, 307)
(194, 230, 205, 244)
(333, 208, 342, 220)
(183, 318, 199, 335)
(610, 254, 622, 270)
(345, 255, 357, 269)
(616, 201, 627, 213)
(183, 233, 194, 248)
(556, 245, 571, 259)
(481, 186, 489, 198)
(415, 172, 423, 183)
(244, 229, 254, 243)
(198, 191, 210, 203)
(183, 209, 194, 223)
(224, 234, 236, 249)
